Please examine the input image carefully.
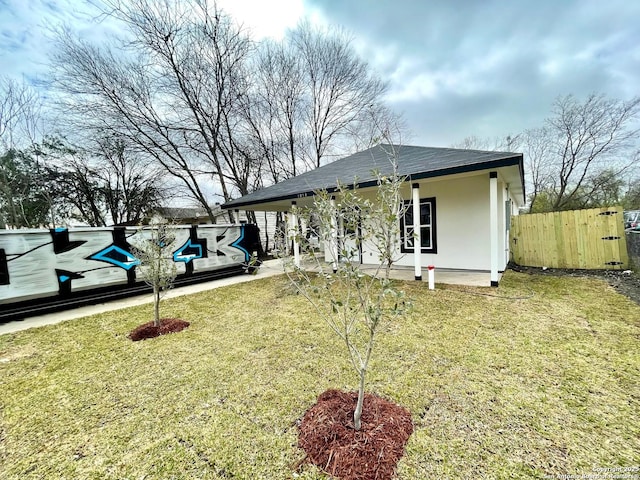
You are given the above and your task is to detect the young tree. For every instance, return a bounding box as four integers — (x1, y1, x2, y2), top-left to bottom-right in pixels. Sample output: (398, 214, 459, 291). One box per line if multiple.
(284, 149, 410, 430)
(131, 216, 178, 327)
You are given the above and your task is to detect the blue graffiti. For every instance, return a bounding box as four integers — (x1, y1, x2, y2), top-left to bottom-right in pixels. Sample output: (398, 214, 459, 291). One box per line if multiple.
(173, 239, 203, 263)
(231, 226, 250, 262)
(89, 245, 140, 270)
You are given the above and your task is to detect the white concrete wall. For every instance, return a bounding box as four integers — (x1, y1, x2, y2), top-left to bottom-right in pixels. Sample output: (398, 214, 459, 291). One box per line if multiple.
(360, 173, 494, 271)
(498, 181, 506, 270)
(316, 171, 524, 272)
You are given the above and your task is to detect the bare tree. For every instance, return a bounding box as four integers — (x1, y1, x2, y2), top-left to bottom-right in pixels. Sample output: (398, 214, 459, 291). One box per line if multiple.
(92, 135, 165, 225)
(451, 134, 522, 152)
(242, 26, 395, 184)
(290, 22, 389, 169)
(241, 39, 304, 184)
(51, 0, 253, 222)
(39, 139, 107, 227)
(528, 94, 640, 211)
(521, 127, 554, 211)
(51, 1, 399, 237)
(0, 77, 42, 150)
(38, 135, 165, 226)
(235, 27, 397, 249)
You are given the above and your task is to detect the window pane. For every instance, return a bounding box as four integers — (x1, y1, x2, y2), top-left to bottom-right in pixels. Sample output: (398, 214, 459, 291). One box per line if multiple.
(420, 227, 431, 248)
(405, 207, 413, 225)
(405, 226, 414, 248)
(420, 203, 431, 225)
(402, 198, 435, 252)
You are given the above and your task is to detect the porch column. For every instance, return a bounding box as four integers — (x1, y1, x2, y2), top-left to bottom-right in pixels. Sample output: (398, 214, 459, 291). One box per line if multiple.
(234, 209, 240, 224)
(330, 196, 338, 273)
(412, 183, 422, 280)
(289, 202, 300, 268)
(490, 172, 499, 286)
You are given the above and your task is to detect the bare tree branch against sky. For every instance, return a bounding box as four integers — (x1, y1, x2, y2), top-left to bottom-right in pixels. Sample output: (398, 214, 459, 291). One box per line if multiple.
(0, 0, 638, 147)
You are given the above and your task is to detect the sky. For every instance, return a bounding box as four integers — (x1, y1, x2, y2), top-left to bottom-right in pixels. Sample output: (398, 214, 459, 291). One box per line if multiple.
(1, 0, 639, 148)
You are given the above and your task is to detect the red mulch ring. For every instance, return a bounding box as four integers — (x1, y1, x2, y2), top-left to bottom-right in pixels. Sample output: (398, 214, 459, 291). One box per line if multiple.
(128, 318, 190, 341)
(298, 389, 413, 480)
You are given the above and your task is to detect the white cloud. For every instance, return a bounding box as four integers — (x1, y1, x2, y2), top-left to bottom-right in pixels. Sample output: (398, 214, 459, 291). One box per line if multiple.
(217, 0, 305, 39)
(2, 0, 639, 147)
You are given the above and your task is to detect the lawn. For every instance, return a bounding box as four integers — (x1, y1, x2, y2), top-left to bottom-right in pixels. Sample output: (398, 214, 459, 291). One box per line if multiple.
(0, 271, 639, 479)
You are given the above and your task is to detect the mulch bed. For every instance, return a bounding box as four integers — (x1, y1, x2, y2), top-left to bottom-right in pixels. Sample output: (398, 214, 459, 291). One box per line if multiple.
(128, 318, 190, 341)
(298, 389, 413, 480)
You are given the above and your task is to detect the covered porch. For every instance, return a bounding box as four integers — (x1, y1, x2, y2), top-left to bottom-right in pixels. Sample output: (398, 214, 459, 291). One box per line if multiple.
(358, 264, 498, 287)
(222, 144, 525, 288)
(282, 257, 499, 288)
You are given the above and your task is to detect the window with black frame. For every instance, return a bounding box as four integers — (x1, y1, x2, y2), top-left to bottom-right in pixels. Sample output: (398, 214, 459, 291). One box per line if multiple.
(400, 197, 437, 254)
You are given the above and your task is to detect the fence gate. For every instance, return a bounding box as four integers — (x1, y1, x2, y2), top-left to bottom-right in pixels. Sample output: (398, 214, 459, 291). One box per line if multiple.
(510, 206, 629, 270)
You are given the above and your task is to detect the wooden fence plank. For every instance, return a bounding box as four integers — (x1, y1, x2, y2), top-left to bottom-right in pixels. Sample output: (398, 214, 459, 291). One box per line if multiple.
(510, 206, 628, 270)
(615, 207, 629, 268)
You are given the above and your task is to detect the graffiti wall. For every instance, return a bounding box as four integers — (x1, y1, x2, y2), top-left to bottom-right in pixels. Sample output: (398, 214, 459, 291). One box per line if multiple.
(0, 224, 258, 305)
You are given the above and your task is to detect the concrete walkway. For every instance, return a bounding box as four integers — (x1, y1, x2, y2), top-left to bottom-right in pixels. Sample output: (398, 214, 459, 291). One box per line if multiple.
(0, 259, 285, 336)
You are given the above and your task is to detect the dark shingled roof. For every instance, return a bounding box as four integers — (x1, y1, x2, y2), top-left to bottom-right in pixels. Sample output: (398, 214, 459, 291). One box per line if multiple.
(223, 144, 524, 210)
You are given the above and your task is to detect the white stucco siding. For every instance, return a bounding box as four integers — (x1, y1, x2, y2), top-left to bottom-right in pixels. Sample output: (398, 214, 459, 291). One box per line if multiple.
(360, 174, 494, 271)
(498, 181, 506, 271)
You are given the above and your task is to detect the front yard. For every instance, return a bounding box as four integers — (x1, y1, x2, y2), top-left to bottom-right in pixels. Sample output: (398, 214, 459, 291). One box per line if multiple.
(0, 271, 638, 479)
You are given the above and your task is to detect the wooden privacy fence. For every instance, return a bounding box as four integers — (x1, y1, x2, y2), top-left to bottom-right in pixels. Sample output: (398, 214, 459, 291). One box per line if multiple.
(510, 206, 629, 270)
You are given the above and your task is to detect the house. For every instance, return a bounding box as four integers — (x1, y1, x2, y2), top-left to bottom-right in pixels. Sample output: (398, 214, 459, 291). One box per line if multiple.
(153, 206, 278, 254)
(153, 206, 211, 225)
(222, 144, 525, 286)
(211, 206, 279, 255)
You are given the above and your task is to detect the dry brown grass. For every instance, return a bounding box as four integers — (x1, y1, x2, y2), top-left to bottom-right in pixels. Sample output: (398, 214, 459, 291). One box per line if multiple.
(0, 270, 638, 479)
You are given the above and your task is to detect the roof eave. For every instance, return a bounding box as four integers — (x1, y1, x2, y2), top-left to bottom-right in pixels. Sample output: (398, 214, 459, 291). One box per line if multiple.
(222, 155, 524, 210)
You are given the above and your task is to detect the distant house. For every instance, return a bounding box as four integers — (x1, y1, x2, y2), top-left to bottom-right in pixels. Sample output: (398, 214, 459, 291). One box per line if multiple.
(154, 205, 278, 254)
(153, 206, 212, 225)
(214, 207, 279, 255)
(222, 144, 525, 286)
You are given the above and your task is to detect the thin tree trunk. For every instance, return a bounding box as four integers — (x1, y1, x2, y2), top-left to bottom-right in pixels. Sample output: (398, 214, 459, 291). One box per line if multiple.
(354, 330, 376, 430)
(263, 211, 269, 253)
(153, 285, 160, 327)
(354, 366, 366, 430)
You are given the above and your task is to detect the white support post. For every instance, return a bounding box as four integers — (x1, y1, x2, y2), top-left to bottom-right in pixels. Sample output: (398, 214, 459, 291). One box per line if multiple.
(489, 172, 499, 287)
(330, 196, 338, 273)
(289, 202, 300, 268)
(412, 183, 422, 281)
(234, 209, 240, 225)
